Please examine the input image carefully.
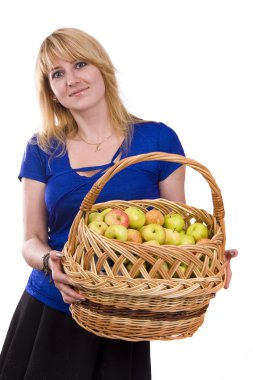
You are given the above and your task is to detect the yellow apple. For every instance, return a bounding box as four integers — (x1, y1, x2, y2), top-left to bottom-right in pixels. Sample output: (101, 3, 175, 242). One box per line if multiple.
(164, 228, 181, 245)
(186, 222, 209, 242)
(141, 224, 166, 245)
(125, 206, 146, 229)
(88, 221, 108, 235)
(88, 211, 104, 224)
(104, 224, 128, 241)
(164, 213, 185, 232)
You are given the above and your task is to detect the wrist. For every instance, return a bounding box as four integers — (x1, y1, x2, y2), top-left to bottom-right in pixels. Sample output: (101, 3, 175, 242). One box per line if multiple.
(42, 251, 52, 274)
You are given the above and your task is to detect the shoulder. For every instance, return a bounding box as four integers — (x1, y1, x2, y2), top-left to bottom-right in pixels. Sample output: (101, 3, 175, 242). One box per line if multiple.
(26, 134, 62, 159)
(133, 121, 178, 138)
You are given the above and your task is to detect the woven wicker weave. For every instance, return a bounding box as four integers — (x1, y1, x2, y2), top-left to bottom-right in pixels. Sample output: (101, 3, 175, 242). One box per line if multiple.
(62, 152, 226, 341)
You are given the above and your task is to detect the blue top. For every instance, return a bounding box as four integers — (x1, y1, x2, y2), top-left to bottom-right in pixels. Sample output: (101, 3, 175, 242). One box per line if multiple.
(19, 121, 184, 313)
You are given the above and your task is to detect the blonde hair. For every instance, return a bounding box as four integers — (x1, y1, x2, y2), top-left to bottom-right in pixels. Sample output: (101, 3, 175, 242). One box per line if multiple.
(35, 27, 139, 154)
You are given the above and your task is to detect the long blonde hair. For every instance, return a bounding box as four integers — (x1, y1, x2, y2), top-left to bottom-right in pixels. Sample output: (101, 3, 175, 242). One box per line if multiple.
(35, 27, 139, 154)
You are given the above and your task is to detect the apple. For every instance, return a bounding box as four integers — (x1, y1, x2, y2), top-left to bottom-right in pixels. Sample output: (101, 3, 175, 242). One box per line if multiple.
(196, 238, 211, 244)
(142, 240, 160, 246)
(164, 228, 181, 245)
(152, 261, 169, 279)
(100, 208, 112, 220)
(164, 213, 185, 232)
(173, 263, 188, 278)
(141, 224, 166, 245)
(145, 209, 164, 226)
(179, 234, 195, 245)
(104, 208, 129, 227)
(186, 222, 209, 242)
(104, 224, 128, 241)
(88, 221, 108, 235)
(88, 211, 104, 224)
(125, 206, 146, 229)
(180, 263, 188, 273)
(127, 229, 143, 243)
(125, 260, 147, 278)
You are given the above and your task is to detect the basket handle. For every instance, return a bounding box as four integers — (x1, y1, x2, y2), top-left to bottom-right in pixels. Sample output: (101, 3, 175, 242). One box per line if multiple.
(80, 152, 225, 222)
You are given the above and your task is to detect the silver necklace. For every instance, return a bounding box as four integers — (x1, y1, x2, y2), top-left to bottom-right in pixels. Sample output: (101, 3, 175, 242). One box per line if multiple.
(77, 131, 114, 152)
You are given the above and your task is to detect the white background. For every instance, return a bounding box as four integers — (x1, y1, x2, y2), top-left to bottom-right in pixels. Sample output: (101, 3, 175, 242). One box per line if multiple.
(0, 1, 252, 379)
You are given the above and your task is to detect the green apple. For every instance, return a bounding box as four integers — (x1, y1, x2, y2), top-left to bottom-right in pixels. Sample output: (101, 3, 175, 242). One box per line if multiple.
(127, 229, 143, 243)
(125, 260, 147, 278)
(145, 209, 164, 226)
(164, 228, 181, 245)
(88, 211, 104, 224)
(180, 263, 188, 273)
(173, 263, 188, 278)
(88, 221, 108, 235)
(186, 222, 209, 242)
(141, 224, 166, 245)
(104, 224, 128, 241)
(179, 234, 195, 245)
(125, 206, 146, 229)
(164, 213, 185, 232)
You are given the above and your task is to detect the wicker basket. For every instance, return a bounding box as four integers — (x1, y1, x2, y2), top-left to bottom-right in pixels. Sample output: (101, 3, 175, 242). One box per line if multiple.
(62, 152, 226, 341)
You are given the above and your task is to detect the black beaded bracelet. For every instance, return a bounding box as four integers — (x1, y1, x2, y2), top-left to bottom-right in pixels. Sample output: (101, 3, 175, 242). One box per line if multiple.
(42, 252, 52, 275)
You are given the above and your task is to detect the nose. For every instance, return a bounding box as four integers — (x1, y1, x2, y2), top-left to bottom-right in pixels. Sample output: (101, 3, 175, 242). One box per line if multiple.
(65, 70, 79, 86)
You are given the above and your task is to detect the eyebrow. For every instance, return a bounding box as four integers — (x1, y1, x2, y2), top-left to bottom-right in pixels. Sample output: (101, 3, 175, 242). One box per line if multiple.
(50, 66, 61, 72)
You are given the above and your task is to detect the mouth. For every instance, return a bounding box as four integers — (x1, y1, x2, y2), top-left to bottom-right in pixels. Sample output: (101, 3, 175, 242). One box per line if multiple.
(69, 87, 89, 97)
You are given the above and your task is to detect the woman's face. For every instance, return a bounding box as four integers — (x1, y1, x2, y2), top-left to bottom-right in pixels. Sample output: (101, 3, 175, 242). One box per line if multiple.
(48, 58, 106, 115)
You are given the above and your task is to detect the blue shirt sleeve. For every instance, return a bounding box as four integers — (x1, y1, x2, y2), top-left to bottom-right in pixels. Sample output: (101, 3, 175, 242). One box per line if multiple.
(18, 141, 48, 183)
(157, 122, 185, 181)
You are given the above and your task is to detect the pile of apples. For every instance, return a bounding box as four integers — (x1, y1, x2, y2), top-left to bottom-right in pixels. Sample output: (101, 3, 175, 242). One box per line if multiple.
(87, 206, 211, 246)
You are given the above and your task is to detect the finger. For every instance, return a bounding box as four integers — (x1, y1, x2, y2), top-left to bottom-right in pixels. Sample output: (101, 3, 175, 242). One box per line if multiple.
(57, 284, 86, 303)
(52, 270, 75, 287)
(225, 249, 238, 260)
(55, 253, 64, 258)
(224, 267, 232, 289)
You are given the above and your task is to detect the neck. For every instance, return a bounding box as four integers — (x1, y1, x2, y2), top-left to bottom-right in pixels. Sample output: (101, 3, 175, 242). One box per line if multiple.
(71, 103, 114, 141)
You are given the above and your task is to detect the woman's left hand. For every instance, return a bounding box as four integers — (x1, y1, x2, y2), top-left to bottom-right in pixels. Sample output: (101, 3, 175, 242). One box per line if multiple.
(224, 249, 238, 289)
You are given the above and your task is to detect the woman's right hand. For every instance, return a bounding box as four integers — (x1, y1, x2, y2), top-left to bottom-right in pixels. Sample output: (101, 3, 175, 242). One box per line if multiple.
(49, 250, 86, 304)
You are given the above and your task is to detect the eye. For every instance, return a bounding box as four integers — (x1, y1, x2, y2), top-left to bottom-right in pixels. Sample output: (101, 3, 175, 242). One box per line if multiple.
(51, 70, 64, 79)
(75, 61, 87, 69)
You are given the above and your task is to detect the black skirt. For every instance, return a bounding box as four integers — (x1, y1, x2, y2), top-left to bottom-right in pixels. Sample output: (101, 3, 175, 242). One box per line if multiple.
(0, 291, 151, 380)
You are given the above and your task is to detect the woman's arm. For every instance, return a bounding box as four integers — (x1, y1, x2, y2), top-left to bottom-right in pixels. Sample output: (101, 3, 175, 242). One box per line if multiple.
(22, 178, 51, 268)
(159, 165, 237, 288)
(159, 165, 186, 203)
(22, 178, 84, 303)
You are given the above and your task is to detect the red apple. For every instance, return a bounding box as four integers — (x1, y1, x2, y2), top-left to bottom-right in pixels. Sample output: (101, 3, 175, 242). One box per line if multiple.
(145, 209, 164, 226)
(104, 208, 129, 227)
(127, 229, 143, 243)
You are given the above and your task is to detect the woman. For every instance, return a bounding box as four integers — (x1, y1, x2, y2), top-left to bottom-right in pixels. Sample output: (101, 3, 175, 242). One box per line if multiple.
(0, 28, 237, 380)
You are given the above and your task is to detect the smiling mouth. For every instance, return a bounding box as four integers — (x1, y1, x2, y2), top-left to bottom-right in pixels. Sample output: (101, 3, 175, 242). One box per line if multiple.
(69, 88, 89, 97)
